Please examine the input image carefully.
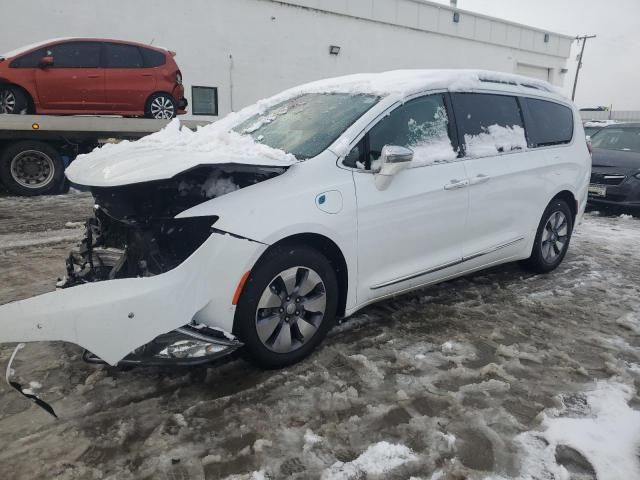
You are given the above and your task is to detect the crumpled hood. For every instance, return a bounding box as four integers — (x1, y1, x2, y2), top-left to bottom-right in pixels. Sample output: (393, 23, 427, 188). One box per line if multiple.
(66, 119, 297, 187)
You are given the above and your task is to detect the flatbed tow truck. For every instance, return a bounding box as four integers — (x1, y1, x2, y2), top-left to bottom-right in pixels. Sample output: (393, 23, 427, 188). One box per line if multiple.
(0, 115, 209, 195)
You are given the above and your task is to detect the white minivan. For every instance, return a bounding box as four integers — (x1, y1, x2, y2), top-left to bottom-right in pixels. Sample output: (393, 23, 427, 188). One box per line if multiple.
(0, 70, 590, 371)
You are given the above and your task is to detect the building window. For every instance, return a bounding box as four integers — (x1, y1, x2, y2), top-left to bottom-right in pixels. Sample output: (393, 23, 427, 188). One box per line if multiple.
(192, 86, 218, 116)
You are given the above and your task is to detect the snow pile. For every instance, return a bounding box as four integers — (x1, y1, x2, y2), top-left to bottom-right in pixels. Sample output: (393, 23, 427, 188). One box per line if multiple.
(408, 106, 458, 166)
(515, 381, 640, 480)
(464, 124, 527, 158)
(66, 119, 296, 187)
(200, 172, 240, 198)
(321, 441, 417, 479)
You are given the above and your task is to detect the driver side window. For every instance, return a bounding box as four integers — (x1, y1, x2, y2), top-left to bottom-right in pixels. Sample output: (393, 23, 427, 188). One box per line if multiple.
(344, 94, 456, 170)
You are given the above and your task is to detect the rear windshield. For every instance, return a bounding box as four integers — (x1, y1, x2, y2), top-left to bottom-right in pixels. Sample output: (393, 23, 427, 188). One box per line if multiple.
(234, 93, 379, 159)
(591, 127, 640, 153)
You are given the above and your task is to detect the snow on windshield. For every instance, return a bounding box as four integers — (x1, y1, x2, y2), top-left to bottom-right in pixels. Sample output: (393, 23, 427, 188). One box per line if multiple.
(464, 124, 528, 158)
(234, 93, 379, 159)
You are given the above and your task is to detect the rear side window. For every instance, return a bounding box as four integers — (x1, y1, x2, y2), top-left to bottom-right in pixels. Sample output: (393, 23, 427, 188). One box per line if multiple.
(451, 93, 527, 157)
(47, 42, 101, 68)
(523, 98, 574, 147)
(104, 43, 144, 68)
(140, 48, 166, 67)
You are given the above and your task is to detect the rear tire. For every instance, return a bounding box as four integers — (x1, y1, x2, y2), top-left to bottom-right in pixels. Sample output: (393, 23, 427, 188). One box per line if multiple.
(145, 93, 177, 119)
(234, 244, 338, 369)
(0, 141, 64, 196)
(521, 199, 574, 273)
(0, 86, 29, 114)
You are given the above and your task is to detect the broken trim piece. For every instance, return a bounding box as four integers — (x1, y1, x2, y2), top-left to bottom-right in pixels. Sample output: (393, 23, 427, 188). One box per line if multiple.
(5, 343, 57, 419)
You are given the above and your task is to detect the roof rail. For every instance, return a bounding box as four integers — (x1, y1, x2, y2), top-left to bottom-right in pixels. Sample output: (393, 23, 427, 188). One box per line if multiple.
(479, 76, 553, 93)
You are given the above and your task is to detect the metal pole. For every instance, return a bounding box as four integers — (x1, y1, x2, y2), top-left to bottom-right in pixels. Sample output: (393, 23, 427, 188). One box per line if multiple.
(571, 35, 596, 101)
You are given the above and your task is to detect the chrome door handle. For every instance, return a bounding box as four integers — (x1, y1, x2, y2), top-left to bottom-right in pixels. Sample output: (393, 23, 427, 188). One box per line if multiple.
(444, 179, 470, 190)
(469, 174, 491, 185)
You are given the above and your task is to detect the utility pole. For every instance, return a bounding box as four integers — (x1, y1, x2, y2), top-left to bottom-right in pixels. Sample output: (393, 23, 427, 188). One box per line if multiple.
(572, 34, 596, 101)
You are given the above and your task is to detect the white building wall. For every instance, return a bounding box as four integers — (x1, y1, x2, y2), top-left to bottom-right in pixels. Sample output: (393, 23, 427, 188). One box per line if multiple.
(0, 0, 572, 119)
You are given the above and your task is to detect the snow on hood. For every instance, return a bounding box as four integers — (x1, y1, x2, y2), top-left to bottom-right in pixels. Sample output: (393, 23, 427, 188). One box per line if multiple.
(65, 120, 297, 187)
(66, 69, 563, 187)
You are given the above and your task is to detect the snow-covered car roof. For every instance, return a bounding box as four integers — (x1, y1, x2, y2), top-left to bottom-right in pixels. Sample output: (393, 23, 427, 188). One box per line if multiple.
(66, 69, 569, 188)
(276, 69, 565, 99)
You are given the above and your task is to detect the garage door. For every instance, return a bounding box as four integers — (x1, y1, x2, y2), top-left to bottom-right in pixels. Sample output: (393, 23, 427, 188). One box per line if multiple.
(516, 63, 550, 82)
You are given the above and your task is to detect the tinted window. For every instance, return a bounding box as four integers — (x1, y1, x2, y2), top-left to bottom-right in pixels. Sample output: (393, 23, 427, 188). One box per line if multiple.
(105, 43, 143, 68)
(192, 86, 218, 116)
(47, 42, 101, 68)
(452, 93, 523, 136)
(345, 94, 457, 169)
(452, 93, 526, 157)
(523, 98, 574, 147)
(10, 48, 46, 68)
(140, 47, 166, 67)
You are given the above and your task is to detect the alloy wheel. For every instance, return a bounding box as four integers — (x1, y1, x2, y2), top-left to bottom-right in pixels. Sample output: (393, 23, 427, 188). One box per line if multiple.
(255, 266, 327, 353)
(150, 96, 175, 119)
(0, 89, 16, 114)
(541, 211, 568, 263)
(10, 150, 55, 189)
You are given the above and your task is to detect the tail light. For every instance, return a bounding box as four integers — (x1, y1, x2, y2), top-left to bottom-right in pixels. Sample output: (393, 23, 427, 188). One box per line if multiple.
(176, 71, 182, 85)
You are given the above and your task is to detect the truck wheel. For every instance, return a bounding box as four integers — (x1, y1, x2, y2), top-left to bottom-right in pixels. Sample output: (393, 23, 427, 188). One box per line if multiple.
(145, 93, 177, 119)
(0, 141, 64, 195)
(0, 86, 29, 114)
(234, 244, 338, 369)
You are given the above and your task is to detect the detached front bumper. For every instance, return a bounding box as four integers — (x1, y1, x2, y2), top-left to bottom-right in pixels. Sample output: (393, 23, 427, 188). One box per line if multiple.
(0, 231, 265, 365)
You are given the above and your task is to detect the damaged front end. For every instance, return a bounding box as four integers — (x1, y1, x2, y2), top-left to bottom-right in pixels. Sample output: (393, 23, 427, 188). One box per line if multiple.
(61, 164, 282, 288)
(0, 164, 279, 372)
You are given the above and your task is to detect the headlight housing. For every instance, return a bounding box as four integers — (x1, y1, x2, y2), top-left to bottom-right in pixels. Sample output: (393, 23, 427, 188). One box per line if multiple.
(634, 172, 640, 179)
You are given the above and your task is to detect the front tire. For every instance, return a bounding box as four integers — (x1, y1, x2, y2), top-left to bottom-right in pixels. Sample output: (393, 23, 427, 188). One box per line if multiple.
(0, 141, 64, 196)
(234, 244, 338, 369)
(0, 86, 29, 114)
(521, 199, 574, 273)
(145, 93, 177, 119)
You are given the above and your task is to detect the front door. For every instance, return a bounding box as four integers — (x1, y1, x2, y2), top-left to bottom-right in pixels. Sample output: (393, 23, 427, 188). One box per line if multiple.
(349, 94, 469, 305)
(35, 41, 105, 111)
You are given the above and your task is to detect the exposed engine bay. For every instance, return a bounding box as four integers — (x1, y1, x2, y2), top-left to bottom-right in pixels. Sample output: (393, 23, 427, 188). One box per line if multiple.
(59, 164, 284, 288)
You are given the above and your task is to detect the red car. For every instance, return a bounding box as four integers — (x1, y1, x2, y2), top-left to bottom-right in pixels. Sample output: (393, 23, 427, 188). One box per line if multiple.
(0, 38, 187, 119)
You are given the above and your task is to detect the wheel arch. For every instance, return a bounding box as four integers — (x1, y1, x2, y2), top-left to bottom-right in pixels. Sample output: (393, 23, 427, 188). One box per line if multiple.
(550, 189, 578, 224)
(252, 233, 349, 319)
(145, 90, 176, 106)
(0, 82, 35, 113)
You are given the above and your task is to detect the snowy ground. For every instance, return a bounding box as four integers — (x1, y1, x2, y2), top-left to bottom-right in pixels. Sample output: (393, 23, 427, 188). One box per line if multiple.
(0, 193, 639, 480)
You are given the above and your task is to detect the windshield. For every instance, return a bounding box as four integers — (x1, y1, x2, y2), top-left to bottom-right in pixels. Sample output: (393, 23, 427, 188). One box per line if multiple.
(234, 93, 379, 159)
(591, 127, 640, 153)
